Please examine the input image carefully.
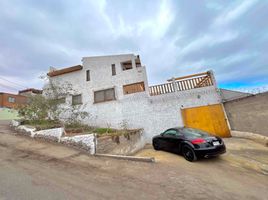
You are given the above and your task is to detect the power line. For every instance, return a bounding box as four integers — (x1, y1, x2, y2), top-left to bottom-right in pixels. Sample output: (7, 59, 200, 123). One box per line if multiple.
(0, 83, 20, 92)
(0, 76, 28, 89)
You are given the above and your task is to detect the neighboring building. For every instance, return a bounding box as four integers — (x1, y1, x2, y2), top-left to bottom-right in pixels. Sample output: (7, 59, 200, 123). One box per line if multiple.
(0, 88, 42, 109)
(19, 88, 43, 96)
(45, 54, 230, 142)
(0, 92, 27, 108)
(219, 89, 252, 102)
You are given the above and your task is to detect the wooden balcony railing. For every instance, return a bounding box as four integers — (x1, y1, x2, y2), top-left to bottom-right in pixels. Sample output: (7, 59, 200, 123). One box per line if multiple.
(149, 71, 214, 96)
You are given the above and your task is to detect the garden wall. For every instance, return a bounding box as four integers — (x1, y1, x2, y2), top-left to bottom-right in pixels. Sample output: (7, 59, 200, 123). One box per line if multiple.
(96, 130, 144, 155)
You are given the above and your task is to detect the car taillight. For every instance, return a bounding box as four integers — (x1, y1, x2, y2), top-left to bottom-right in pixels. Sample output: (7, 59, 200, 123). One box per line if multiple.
(191, 138, 206, 144)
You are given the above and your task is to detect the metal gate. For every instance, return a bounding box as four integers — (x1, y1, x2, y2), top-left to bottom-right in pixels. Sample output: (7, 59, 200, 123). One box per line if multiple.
(181, 104, 231, 137)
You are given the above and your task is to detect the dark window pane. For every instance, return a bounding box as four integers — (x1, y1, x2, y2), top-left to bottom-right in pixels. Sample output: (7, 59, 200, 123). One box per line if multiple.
(86, 70, 90, 81)
(94, 90, 105, 103)
(112, 64, 116, 76)
(105, 89, 115, 100)
(72, 94, 82, 105)
(181, 128, 209, 139)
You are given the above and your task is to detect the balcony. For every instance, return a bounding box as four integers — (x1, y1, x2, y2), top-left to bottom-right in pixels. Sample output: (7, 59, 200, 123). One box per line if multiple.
(149, 71, 214, 96)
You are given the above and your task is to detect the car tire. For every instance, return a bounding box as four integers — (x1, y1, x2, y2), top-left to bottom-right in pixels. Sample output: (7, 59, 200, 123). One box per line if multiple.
(182, 145, 197, 162)
(153, 141, 161, 150)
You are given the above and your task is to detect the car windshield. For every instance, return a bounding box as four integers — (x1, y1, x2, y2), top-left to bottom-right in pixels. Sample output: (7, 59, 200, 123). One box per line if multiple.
(180, 128, 209, 139)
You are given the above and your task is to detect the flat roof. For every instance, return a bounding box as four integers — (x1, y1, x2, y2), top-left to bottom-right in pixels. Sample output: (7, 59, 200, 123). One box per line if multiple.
(47, 65, 83, 77)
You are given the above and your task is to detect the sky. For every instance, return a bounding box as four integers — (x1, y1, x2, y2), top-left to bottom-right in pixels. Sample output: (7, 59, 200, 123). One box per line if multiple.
(0, 0, 267, 93)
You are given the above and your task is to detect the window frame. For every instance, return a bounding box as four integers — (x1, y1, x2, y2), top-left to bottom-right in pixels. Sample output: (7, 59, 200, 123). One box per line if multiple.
(123, 82, 145, 95)
(111, 64, 116, 76)
(8, 96, 15, 103)
(86, 70, 90, 81)
(162, 129, 182, 137)
(72, 94, 82, 105)
(94, 88, 116, 103)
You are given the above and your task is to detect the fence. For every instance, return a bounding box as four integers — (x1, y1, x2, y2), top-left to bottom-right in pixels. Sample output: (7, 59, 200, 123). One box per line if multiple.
(149, 71, 214, 96)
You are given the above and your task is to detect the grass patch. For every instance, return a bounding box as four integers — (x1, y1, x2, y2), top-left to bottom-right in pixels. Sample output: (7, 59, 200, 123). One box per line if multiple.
(0, 108, 20, 120)
(64, 122, 94, 135)
(22, 120, 62, 131)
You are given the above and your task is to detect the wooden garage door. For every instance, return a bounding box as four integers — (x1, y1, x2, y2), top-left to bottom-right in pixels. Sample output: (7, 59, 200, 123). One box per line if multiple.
(182, 104, 231, 137)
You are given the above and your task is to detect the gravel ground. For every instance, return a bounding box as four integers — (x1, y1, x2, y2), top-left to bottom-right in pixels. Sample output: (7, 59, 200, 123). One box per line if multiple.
(0, 120, 267, 200)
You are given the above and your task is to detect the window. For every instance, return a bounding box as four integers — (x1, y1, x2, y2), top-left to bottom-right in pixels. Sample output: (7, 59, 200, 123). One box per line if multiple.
(8, 97, 15, 103)
(180, 128, 209, 139)
(111, 64, 116, 76)
(72, 94, 82, 105)
(86, 70, 90, 81)
(94, 88, 115, 103)
(121, 61, 133, 71)
(123, 82, 145, 95)
(163, 129, 180, 137)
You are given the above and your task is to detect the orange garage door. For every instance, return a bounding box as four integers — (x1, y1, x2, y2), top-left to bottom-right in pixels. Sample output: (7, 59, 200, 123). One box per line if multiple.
(182, 104, 231, 138)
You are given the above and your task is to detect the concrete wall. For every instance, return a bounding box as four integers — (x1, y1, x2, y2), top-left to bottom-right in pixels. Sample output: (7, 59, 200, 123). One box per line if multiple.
(220, 89, 252, 102)
(224, 92, 268, 136)
(96, 130, 144, 155)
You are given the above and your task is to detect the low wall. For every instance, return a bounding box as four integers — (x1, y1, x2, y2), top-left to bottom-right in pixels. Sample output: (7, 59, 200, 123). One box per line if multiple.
(11, 120, 144, 156)
(96, 130, 144, 155)
(61, 134, 95, 154)
(34, 128, 64, 142)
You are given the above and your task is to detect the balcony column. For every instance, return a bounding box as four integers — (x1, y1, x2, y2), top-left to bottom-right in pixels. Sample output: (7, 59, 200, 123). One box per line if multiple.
(171, 77, 177, 92)
(131, 57, 136, 68)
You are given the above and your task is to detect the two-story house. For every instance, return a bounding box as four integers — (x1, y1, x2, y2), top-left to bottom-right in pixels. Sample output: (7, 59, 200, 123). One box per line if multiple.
(45, 54, 231, 141)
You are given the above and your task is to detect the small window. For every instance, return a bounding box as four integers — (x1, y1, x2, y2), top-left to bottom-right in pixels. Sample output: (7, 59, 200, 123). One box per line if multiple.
(8, 97, 15, 103)
(86, 70, 90, 81)
(72, 94, 82, 105)
(163, 129, 178, 136)
(111, 64, 116, 76)
(123, 82, 145, 95)
(94, 88, 115, 103)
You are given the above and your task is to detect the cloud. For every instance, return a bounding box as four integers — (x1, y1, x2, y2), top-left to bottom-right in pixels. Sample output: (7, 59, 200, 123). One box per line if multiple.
(0, 0, 267, 93)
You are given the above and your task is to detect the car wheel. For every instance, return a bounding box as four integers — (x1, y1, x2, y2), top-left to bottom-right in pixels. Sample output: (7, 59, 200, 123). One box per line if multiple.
(182, 145, 197, 162)
(153, 141, 161, 150)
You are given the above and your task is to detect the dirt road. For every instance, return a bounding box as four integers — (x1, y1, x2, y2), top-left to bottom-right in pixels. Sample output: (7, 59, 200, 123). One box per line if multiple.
(0, 121, 267, 200)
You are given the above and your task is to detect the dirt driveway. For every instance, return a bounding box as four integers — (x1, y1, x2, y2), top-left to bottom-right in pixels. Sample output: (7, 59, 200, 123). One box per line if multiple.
(136, 137, 268, 175)
(0, 121, 268, 200)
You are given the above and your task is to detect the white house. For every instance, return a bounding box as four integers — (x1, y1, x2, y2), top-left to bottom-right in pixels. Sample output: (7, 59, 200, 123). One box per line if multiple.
(45, 54, 230, 142)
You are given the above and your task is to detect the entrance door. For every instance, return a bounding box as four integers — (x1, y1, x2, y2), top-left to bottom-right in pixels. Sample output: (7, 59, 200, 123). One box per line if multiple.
(182, 104, 231, 137)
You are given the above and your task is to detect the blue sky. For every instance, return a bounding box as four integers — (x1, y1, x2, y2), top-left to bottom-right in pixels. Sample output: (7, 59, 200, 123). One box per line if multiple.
(0, 0, 267, 93)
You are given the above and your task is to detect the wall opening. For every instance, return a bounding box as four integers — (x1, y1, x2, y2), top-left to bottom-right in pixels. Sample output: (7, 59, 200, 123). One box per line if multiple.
(123, 82, 145, 95)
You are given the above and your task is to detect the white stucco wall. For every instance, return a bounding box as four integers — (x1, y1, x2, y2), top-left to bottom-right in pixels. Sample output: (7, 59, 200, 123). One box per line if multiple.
(61, 134, 95, 154)
(44, 54, 221, 142)
(35, 127, 64, 142)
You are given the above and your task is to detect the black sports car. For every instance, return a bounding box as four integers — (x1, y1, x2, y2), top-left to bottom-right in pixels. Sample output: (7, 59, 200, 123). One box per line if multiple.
(152, 127, 226, 162)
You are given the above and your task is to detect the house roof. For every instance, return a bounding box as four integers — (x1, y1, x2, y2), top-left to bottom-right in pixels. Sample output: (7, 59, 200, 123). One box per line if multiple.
(47, 65, 83, 77)
(18, 88, 43, 94)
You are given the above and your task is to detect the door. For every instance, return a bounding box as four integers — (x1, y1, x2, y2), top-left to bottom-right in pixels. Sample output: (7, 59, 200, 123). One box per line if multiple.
(182, 104, 231, 138)
(160, 129, 183, 153)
